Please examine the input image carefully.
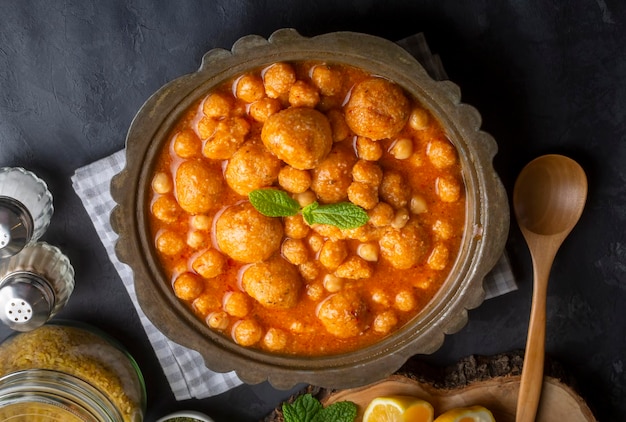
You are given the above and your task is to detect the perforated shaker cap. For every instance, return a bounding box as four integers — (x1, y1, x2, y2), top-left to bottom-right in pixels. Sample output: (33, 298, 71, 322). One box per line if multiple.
(0, 196, 34, 259)
(0, 272, 55, 332)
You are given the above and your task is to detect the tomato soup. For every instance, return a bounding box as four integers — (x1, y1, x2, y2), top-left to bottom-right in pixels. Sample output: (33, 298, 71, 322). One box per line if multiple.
(148, 61, 465, 356)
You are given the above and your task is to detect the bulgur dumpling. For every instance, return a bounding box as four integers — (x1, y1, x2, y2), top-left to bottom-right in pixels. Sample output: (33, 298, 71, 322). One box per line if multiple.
(151, 195, 182, 223)
(379, 220, 429, 269)
(263, 62, 296, 98)
(192, 248, 226, 279)
(202, 116, 250, 160)
(317, 290, 370, 338)
(427, 138, 458, 169)
(232, 319, 263, 346)
(215, 202, 283, 263)
(310, 143, 357, 203)
(173, 272, 204, 301)
(242, 255, 302, 309)
(344, 77, 410, 140)
(224, 141, 282, 195)
(175, 160, 224, 214)
(261, 107, 333, 170)
(380, 170, 410, 209)
(235, 73, 265, 103)
(172, 128, 202, 158)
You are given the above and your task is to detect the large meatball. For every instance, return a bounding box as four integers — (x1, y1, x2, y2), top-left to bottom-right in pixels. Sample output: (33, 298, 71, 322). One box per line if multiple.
(242, 255, 302, 309)
(379, 220, 429, 269)
(261, 108, 333, 170)
(215, 202, 283, 263)
(344, 77, 410, 141)
(317, 290, 370, 338)
(310, 143, 357, 203)
(224, 141, 282, 195)
(175, 160, 224, 214)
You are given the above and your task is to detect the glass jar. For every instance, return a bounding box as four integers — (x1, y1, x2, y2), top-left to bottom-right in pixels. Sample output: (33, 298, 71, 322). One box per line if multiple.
(0, 322, 146, 421)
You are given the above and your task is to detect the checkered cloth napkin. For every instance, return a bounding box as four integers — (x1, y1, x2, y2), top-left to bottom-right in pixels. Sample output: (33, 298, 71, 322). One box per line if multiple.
(71, 33, 517, 401)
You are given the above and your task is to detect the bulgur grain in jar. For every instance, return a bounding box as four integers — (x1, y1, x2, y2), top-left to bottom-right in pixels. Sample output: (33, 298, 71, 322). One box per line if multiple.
(0, 322, 146, 422)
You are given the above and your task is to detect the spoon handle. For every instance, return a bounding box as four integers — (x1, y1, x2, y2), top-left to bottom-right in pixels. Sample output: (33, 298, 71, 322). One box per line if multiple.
(515, 263, 550, 422)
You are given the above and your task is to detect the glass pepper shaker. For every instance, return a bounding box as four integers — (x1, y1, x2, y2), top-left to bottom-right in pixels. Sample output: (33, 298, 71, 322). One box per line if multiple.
(0, 242, 74, 331)
(0, 167, 54, 259)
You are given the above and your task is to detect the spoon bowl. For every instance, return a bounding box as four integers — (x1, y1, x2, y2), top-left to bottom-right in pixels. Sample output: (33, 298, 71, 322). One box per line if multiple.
(513, 154, 587, 422)
(514, 155, 587, 237)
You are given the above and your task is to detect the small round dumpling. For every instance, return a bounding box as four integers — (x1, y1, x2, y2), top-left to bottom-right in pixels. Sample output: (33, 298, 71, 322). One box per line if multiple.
(155, 230, 185, 256)
(175, 160, 224, 214)
(261, 107, 333, 170)
(224, 141, 282, 195)
(192, 248, 226, 279)
(311, 64, 343, 96)
(202, 116, 251, 160)
(235, 73, 265, 103)
(310, 143, 357, 203)
(344, 77, 410, 141)
(427, 138, 458, 169)
(380, 170, 410, 209)
(173, 272, 204, 301)
(232, 319, 263, 346)
(151, 195, 182, 223)
(172, 128, 202, 158)
(379, 220, 429, 269)
(436, 175, 462, 202)
(241, 255, 302, 309)
(263, 62, 296, 99)
(317, 290, 369, 338)
(215, 202, 283, 263)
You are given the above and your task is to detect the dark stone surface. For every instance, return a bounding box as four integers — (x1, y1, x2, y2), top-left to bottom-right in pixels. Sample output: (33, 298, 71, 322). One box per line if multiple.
(1, 1, 625, 420)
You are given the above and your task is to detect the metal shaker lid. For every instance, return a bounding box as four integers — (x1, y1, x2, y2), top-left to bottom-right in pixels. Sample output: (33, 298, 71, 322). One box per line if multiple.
(0, 196, 34, 259)
(0, 271, 55, 332)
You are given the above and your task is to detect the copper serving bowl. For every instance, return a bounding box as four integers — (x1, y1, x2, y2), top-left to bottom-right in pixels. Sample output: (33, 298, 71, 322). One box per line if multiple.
(110, 29, 509, 389)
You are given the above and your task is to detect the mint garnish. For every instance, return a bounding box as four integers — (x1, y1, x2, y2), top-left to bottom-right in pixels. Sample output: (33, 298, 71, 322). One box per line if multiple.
(248, 188, 301, 217)
(282, 394, 357, 422)
(312, 401, 358, 422)
(302, 201, 369, 229)
(249, 189, 369, 229)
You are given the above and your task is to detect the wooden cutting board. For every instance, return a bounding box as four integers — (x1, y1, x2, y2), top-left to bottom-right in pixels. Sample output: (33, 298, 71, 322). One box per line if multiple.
(261, 352, 597, 422)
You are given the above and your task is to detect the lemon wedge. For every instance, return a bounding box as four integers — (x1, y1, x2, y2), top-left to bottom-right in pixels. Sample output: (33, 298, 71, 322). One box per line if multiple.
(433, 405, 495, 422)
(362, 396, 434, 422)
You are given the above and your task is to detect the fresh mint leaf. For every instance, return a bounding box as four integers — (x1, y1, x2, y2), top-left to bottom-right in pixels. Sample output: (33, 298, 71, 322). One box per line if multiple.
(249, 188, 300, 217)
(311, 401, 357, 422)
(300, 201, 319, 226)
(282, 394, 356, 422)
(302, 201, 369, 229)
(249, 189, 369, 229)
(282, 394, 323, 422)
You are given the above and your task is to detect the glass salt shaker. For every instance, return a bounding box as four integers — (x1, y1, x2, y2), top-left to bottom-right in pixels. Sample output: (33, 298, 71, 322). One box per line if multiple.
(0, 167, 54, 259)
(0, 242, 74, 331)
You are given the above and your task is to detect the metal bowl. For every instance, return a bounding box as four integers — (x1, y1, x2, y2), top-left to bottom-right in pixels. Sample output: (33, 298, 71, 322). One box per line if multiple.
(110, 29, 509, 389)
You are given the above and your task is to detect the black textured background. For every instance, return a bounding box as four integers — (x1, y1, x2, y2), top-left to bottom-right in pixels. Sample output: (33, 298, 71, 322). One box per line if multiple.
(1, 1, 625, 421)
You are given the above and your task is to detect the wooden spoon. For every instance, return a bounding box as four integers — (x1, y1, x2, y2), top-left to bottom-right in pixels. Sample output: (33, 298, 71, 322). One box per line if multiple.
(513, 154, 588, 422)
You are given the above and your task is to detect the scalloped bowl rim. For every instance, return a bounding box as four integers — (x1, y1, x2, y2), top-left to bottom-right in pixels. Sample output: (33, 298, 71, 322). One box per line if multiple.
(110, 29, 509, 389)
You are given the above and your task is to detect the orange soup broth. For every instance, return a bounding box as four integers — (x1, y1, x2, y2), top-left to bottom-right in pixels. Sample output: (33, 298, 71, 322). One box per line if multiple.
(148, 61, 465, 356)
